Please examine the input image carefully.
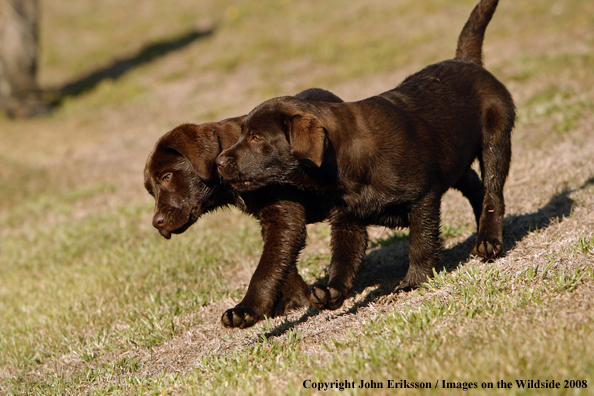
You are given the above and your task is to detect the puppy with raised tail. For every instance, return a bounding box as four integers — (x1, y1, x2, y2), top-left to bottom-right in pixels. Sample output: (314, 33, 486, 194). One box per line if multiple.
(217, 0, 515, 310)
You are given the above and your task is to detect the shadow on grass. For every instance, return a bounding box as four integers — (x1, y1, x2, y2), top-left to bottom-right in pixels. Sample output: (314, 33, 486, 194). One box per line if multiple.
(263, 177, 594, 339)
(52, 28, 213, 104)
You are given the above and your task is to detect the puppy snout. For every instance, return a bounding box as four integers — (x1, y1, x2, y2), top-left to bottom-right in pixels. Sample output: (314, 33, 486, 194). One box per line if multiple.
(215, 153, 235, 177)
(153, 213, 165, 229)
(215, 153, 229, 168)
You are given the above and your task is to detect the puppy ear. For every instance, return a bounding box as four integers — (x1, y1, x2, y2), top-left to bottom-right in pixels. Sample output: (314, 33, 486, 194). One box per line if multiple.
(287, 114, 326, 167)
(164, 124, 221, 182)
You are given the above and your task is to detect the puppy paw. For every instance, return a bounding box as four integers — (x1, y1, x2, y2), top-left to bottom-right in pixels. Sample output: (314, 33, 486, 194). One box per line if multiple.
(309, 285, 344, 310)
(271, 299, 287, 318)
(396, 267, 433, 293)
(221, 306, 260, 329)
(395, 280, 414, 293)
(395, 275, 424, 293)
(472, 237, 503, 260)
(272, 291, 309, 318)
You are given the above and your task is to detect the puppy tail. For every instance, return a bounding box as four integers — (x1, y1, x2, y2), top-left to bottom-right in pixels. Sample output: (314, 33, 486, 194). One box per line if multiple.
(455, 0, 499, 65)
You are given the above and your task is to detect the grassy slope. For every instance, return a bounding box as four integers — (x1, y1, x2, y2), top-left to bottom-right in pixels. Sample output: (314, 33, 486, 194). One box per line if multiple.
(1, 0, 593, 394)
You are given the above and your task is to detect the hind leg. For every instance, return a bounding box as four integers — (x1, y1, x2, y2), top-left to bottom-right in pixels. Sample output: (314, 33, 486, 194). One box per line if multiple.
(473, 105, 513, 260)
(269, 265, 310, 318)
(453, 167, 484, 228)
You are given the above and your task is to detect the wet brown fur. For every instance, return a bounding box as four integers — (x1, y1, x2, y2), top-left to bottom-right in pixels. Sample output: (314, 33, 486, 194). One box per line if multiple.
(144, 88, 343, 328)
(217, 0, 514, 309)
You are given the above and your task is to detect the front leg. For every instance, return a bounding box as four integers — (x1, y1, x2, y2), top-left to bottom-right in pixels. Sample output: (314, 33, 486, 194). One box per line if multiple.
(222, 201, 308, 329)
(270, 265, 309, 318)
(398, 193, 442, 291)
(310, 208, 368, 310)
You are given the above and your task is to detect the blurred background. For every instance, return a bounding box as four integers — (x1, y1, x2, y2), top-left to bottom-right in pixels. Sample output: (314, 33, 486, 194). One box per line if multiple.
(1, 0, 592, 215)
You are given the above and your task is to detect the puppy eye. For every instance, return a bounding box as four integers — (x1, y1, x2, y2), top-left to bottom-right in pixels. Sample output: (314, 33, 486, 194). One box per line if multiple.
(162, 173, 172, 183)
(250, 135, 262, 143)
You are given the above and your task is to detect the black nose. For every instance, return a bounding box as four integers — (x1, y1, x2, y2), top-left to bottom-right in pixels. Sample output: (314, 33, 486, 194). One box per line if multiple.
(153, 213, 165, 229)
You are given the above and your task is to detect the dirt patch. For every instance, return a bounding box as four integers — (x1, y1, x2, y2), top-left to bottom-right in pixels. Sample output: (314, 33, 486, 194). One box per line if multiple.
(120, 167, 594, 378)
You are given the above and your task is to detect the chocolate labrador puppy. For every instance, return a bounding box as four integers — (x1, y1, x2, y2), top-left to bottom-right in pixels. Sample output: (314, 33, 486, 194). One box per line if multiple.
(216, 0, 515, 310)
(144, 88, 344, 328)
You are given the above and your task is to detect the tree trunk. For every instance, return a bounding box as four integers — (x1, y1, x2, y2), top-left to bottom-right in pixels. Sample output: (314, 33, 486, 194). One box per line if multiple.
(0, 0, 49, 118)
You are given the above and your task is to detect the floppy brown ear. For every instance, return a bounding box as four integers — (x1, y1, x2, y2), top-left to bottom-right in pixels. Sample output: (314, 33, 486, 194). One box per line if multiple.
(287, 114, 326, 167)
(164, 124, 221, 182)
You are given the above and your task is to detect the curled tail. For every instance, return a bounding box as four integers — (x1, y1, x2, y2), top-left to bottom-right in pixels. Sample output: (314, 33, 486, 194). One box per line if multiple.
(455, 0, 499, 65)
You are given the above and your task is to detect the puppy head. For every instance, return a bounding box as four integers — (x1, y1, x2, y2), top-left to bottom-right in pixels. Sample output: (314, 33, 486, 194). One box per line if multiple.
(215, 96, 328, 191)
(144, 123, 228, 239)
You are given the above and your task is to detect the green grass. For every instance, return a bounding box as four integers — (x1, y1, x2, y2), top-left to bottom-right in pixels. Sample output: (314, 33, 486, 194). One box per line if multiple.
(189, 265, 594, 396)
(34, 264, 591, 395)
(369, 222, 469, 249)
(0, 204, 263, 393)
(370, 230, 410, 248)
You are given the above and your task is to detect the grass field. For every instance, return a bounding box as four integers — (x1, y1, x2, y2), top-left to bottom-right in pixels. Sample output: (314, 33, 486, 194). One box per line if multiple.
(1, 0, 593, 394)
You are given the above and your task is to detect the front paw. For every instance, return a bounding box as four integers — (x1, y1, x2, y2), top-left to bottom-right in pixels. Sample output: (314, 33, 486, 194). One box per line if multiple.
(396, 267, 433, 292)
(271, 290, 309, 318)
(395, 279, 414, 293)
(309, 285, 345, 310)
(221, 306, 260, 329)
(472, 236, 503, 260)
